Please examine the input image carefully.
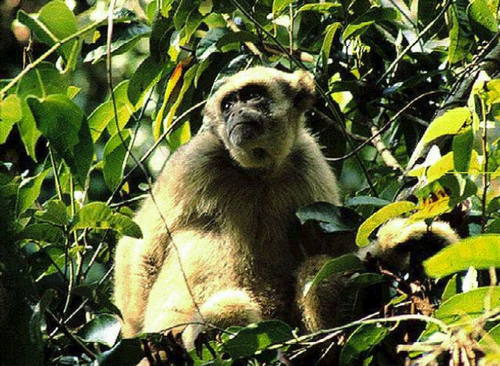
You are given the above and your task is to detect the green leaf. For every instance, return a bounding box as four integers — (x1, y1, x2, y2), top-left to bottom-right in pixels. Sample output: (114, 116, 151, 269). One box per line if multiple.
(342, 7, 398, 40)
(479, 323, 500, 351)
(448, 0, 474, 64)
(272, 0, 293, 16)
(84, 22, 151, 64)
(103, 130, 131, 191)
(485, 218, 500, 234)
(88, 80, 134, 141)
(173, 0, 200, 30)
(452, 128, 474, 173)
(17, 168, 50, 215)
(72, 202, 142, 238)
(167, 121, 191, 152)
(195, 28, 229, 60)
(27, 94, 93, 186)
(222, 320, 293, 358)
(96, 339, 143, 366)
(435, 286, 500, 325)
(77, 314, 121, 347)
(355, 201, 416, 247)
(16, 62, 68, 159)
(441, 275, 458, 302)
(424, 235, 500, 278)
(18, 1, 79, 66)
(468, 0, 498, 40)
(127, 56, 164, 108)
(216, 31, 260, 51)
(421, 107, 471, 144)
(320, 22, 341, 68)
(0, 94, 22, 143)
(35, 199, 69, 226)
(158, 0, 175, 17)
(345, 196, 391, 207)
(304, 254, 364, 296)
(19, 223, 64, 244)
(339, 324, 389, 366)
(298, 3, 341, 13)
(296, 202, 363, 233)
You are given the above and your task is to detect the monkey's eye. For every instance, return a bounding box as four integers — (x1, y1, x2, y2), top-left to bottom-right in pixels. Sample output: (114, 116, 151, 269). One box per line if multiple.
(222, 99, 233, 112)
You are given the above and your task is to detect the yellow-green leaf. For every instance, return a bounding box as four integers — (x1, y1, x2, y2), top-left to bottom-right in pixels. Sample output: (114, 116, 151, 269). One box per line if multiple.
(355, 201, 416, 247)
(421, 107, 471, 144)
(424, 234, 500, 278)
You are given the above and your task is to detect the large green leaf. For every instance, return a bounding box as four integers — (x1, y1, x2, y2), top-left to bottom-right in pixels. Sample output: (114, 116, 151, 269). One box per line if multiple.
(103, 130, 131, 191)
(88, 81, 134, 141)
(421, 107, 471, 144)
(435, 286, 500, 326)
(222, 320, 293, 359)
(18, 0, 80, 67)
(19, 223, 64, 245)
(452, 128, 474, 173)
(127, 56, 164, 108)
(355, 201, 416, 247)
(448, 0, 474, 64)
(0, 94, 22, 144)
(468, 0, 498, 40)
(424, 235, 500, 278)
(72, 202, 142, 238)
(339, 324, 389, 366)
(16, 63, 69, 159)
(77, 314, 121, 347)
(35, 200, 69, 226)
(27, 94, 93, 186)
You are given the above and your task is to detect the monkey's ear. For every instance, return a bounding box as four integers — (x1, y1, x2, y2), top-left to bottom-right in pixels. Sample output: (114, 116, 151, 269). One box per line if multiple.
(292, 70, 316, 111)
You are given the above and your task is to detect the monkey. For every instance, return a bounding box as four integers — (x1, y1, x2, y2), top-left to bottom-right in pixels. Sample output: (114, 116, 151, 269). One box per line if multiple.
(113, 67, 458, 352)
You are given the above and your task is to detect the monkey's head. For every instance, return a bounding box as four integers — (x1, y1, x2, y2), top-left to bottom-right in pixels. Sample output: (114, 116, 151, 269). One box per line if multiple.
(204, 67, 315, 169)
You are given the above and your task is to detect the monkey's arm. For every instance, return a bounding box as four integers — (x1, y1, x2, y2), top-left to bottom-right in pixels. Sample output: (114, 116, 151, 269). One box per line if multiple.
(296, 219, 459, 332)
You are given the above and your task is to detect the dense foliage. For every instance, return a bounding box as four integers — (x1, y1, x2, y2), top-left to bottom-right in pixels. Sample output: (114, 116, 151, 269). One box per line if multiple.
(0, 0, 498, 365)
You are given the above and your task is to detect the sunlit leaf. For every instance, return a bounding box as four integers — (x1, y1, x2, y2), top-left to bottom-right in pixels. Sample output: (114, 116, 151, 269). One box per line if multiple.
(421, 107, 470, 144)
(321, 23, 341, 68)
(468, 0, 498, 40)
(448, 0, 474, 64)
(72, 202, 142, 238)
(339, 324, 389, 366)
(88, 81, 134, 141)
(424, 235, 500, 277)
(222, 320, 293, 358)
(16, 169, 50, 215)
(356, 201, 416, 247)
(103, 130, 131, 191)
(298, 3, 341, 12)
(452, 128, 474, 173)
(35, 200, 69, 226)
(0, 94, 22, 143)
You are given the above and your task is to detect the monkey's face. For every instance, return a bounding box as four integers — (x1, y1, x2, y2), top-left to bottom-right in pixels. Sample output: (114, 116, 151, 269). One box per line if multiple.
(205, 67, 315, 170)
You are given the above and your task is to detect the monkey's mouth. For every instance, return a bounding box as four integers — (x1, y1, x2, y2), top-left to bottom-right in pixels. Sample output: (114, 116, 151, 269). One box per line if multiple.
(228, 121, 264, 147)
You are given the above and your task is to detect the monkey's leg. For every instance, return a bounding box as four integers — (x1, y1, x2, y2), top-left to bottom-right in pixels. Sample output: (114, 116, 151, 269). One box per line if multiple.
(295, 255, 348, 331)
(114, 231, 167, 337)
(182, 289, 262, 350)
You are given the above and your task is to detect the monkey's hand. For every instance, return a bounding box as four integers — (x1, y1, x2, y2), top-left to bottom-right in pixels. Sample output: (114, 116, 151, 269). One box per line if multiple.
(357, 218, 459, 276)
(182, 289, 262, 350)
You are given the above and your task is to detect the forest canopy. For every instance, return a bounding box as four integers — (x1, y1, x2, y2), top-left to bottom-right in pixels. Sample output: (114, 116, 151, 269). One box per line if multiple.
(0, 0, 498, 365)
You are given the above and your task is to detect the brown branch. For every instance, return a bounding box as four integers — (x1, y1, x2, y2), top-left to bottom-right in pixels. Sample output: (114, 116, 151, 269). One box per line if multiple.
(370, 126, 403, 172)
